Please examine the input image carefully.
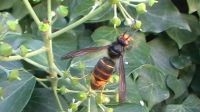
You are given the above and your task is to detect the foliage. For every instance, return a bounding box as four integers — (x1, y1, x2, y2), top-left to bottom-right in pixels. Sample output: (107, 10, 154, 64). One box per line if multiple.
(0, 0, 200, 112)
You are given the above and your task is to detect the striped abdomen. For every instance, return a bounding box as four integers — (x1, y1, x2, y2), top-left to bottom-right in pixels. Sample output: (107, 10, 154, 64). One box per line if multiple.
(91, 57, 115, 89)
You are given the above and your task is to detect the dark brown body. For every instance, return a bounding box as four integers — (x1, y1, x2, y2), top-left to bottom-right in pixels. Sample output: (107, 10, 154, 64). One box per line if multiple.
(91, 57, 115, 89)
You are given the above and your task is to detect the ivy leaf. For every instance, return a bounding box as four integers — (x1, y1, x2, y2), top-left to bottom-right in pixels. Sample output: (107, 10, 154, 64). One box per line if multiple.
(70, 0, 94, 19)
(114, 103, 148, 112)
(166, 75, 187, 99)
(148, 36, 179, 77)
(125, 33, 153, 75)
(53, 32, 78, 70)
(0, 0, 17, 10)
(187, 0, 200, 14)
(133, 64, 170, 109)
(0, 70, 36, 112)
(91, 26, 120, 43)
(23, 88, 68, 112)
(139, 0, 190, 33)
(12, 0, 28, 19)
(126, 78, 143, 103)
(166, 15, 200, 49)
(164, 94, 200, 112)
(170, 55, 192, 69)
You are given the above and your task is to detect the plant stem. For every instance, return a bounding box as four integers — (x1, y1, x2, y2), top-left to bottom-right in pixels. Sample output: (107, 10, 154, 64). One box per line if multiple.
(47, 0, 64, 111)
(23, 0, 40, 26)
(51, 77, 64, 111)
(88, 97, 91, 112)
(23, 58, 49, 72)
(43, 0, 56, 78)
(50, 1, 110, 39)
(0, 47, 46, 61)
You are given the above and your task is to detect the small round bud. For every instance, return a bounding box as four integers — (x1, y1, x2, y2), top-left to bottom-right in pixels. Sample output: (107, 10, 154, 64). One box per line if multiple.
(71, 77, 79, 85)
(136, 3, 147, 14)
(96, 94, 110, 104)
(109, 0, 119, 4)
(63, 71, 71, 78)
(111, 17, 121, 27)
(0, 42, 13, 57)
(77, 92, 88, 101)
(20, 45, 31, 56)
(69, 103, 78, 112)
(109, 74, 119, 83)
(8, 69, 21, 81)
(59, 86, 69, 94)
(6, 20, 18, 31)
(38, 22, 50, 32)
(133, 20, 142, 30)
(56, 5, 69, 17)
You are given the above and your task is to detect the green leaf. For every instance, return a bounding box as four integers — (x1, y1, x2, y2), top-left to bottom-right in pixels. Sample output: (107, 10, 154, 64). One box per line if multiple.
(166, 28, 197, 49)
(164, 94, 200, 112)
(114, 103, 148, 112)
(70, 0, 94, 19)
(87, 8, 113, 23)
(170, 55, 192, 69)
(0, 70, 36, 112)
(148, 36, 179, 77)
(139, 0, 190, 33)
(187, 0, 200, 13)
(12, 0, 28, 19)
(166, 75, 187, 99)
(166, 15, 200, 49)
(23, 88, 68, 112)
(53, 32, 78, 70)
(0, 0, 17, 10)
(133, 64, 170, 109)
(91, 26, 120, 43)
(125, 33, 153, 74)
(126, 78, 143, 103)
(190, 66, 200, 94)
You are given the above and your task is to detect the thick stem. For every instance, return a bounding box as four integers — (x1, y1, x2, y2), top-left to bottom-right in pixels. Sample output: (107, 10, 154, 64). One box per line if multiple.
(51, 1, 110, 39)
(51, 77, 64, 111)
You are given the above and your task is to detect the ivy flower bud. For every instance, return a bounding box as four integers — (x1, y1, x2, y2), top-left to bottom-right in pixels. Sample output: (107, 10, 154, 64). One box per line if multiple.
(56, 5, 69, 17)
(20, 45, 31, 56)
(109, 74, 119, 83)
(69, 102, 78, 112)
(8, 69, 21, 81)
(6, 20, 18, 31)
(0, 42, 13, 57)
(77, 92, 88, 101)
(96, 94, 110, 104)
(133, 20, 142, 30)
(59, 86, 69, 94)
(136, 3, 147, 14)
(111, 17, 121, 27)
(38, 22, 50, 32)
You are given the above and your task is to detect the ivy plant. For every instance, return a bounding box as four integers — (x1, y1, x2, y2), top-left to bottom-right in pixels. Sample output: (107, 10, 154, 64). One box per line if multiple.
(0, 0, 200, 112)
